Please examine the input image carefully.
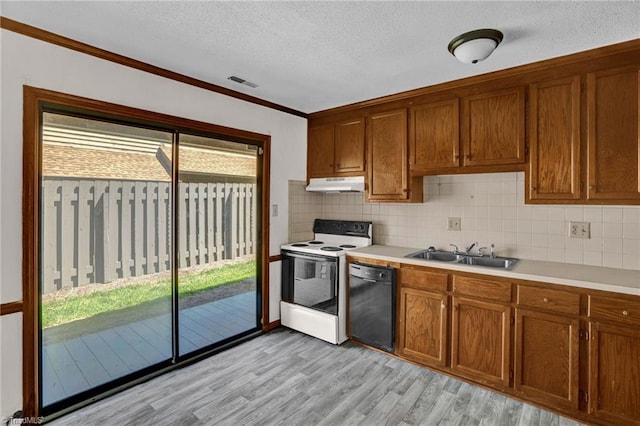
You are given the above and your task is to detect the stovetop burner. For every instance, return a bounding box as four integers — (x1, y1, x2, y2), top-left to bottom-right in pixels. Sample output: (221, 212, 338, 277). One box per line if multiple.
(281, 219, 372, 258)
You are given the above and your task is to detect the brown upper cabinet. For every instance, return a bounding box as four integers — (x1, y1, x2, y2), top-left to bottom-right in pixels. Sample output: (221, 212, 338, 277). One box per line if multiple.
(586, 66, 640, 202)
(366, 109, 422, 203)
(307, 117, 365, 178)
(409, 98, 460, 173)
(526, 66, 640, 205)
(461, 86, 526, 168)
(409, 87, 526, 175)
(526, 76, 582, 202)
(308, 40, 640, 206)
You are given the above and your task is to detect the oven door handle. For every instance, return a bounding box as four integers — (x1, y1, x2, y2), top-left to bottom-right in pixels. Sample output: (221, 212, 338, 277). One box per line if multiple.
(283, 251, 337, 263)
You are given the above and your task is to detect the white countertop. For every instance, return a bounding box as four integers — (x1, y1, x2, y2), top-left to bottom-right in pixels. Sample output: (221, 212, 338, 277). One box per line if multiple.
(347, 245, 640, 296)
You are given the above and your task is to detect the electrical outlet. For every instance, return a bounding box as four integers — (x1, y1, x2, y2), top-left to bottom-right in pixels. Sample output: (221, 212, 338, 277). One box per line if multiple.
(271, 204, 278, 217)
(448, 217, 461, 231)
(569, 221, 590, 239)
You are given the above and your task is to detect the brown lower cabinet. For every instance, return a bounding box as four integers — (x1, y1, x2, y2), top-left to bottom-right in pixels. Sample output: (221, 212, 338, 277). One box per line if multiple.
(451, 275, 512, 388)
(514, 284, 581, 410)
(588, 294, 640, 425)
(514, 308, 580, 410)
(386, 262, 640, 426)
(396, 268, 448, 367)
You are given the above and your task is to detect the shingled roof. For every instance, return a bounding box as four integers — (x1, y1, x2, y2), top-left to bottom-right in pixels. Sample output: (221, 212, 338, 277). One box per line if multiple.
(43, 144, 171, 181)
(42, 125, 256, 181)
(158, 145, 256, 179)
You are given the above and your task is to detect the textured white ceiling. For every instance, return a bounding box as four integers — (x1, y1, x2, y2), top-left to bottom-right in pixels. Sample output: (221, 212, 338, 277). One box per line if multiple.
(2, 1, 640, 114)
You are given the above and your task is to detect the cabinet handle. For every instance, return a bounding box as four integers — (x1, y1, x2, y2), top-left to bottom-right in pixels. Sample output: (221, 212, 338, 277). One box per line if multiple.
(531, 186, 537, 192)
(336, 163, 341, 168)
(441, 301, 446, 309)
(623, 310, 630, 317)
(543, 297, 549, 303)
(465, 154, 471, 160)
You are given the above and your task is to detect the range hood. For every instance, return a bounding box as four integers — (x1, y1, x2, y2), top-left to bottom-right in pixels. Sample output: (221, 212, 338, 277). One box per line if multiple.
(306, 176, 365, 193)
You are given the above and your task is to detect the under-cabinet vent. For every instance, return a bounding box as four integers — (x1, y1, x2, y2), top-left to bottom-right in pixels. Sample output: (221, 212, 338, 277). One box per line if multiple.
(227, 75, 259, 88)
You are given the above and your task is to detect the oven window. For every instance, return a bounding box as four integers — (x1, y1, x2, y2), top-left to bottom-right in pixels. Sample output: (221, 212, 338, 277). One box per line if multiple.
(285, 254, 338, 314)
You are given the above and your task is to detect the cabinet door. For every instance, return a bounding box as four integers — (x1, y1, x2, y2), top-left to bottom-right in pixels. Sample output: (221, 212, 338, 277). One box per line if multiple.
(307, 123, 335, 177)
(589, 321, 640, 425)
(527, 76, 581, 202)
(451, 296, 511, 387)
(334, 118, 365, 174)
(397, 286, 448, 367)
(514, 309, 579, 410)
(462, 86, 526, 167)
(586, 66, 640, 201)
(367, 109, 410, 201)
(410, 99, 460, 173)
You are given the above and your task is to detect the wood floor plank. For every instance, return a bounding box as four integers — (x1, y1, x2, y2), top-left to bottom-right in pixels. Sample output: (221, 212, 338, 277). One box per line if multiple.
(112, 323, 166, 364)
(63, 337, 112, 386)
(48, 328, 584, 426)
(41, 347, 67, 405)
(45, 341, 92, 394)
(98, 328, 148, 371)
(81, 333, 131, 379)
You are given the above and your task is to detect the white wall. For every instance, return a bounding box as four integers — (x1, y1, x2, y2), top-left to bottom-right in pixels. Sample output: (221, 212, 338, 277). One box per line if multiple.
(0, 29, 306, 416)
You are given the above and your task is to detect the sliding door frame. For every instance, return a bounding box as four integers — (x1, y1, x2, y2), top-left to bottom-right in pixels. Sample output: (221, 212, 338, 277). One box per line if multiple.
(22, 85, 271, 418)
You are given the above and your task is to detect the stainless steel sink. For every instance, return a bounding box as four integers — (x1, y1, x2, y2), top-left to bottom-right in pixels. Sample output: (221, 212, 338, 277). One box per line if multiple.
(405, 249, 461, 262)
(455, 255, 519, 270)
(405, 248, 519, 270)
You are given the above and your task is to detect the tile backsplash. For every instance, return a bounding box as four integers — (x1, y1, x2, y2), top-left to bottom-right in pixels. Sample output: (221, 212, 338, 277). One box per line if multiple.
(288, 173, 640, 271)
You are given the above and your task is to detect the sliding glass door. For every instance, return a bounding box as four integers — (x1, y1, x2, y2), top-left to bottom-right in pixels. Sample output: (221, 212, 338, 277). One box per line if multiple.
(177, 134, 260, 355)
(38, 109, 262, 413)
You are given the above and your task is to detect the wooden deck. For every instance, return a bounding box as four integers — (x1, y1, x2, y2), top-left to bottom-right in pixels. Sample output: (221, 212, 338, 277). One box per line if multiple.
(42, 291, 257, 406)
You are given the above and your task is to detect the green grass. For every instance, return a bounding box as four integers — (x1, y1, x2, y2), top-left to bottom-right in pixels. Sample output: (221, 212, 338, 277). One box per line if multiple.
(42, 261, 256, 328)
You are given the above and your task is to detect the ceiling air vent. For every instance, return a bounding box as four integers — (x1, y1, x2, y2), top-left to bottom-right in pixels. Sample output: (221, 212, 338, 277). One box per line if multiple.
(227, 75, 258, 88)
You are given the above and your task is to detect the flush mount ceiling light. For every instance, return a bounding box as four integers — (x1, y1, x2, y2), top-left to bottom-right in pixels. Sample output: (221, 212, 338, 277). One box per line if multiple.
(448, 29, 503, 64)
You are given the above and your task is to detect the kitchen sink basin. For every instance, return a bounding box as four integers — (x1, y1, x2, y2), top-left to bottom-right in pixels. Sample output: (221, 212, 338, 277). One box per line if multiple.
(405, 249, 462, 262)
(455, 255, 519, 270)
(405, 248, 519, 270)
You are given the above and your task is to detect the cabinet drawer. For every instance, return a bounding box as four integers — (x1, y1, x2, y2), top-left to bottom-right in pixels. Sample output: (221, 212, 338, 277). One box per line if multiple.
(589, 295, 640, 325)
(399, 268, 447, 292)
(517, 285, 580, 315)
(453, 276, 511, 303)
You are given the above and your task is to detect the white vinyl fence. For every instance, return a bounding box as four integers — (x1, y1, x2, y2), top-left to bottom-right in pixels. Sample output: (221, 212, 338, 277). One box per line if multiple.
(42, 178, 257, 294)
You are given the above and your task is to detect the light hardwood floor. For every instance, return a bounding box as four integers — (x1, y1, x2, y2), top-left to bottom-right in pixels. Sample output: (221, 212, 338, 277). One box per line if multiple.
(49, 328, 583, 426)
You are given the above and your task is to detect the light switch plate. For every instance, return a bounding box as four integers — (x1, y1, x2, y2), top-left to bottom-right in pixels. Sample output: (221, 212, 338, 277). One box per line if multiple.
(569, 221, 590, 239)
(272, 204, 278, 217)
(448, 217, 461, 231)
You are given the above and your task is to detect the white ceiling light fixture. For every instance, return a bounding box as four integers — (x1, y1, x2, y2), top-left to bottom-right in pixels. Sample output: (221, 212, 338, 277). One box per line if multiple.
(448, 29, 504, 64)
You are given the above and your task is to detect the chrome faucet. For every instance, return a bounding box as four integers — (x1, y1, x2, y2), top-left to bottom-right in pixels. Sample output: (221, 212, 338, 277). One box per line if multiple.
(465, 241, 478, 254)
(490, 243, 496, 259)
(449, 243, 459, 254)
(477, 246, 489, 257)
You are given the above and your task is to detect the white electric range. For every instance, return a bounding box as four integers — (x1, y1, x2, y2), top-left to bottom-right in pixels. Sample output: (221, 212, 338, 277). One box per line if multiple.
(280, 219, 373, 344)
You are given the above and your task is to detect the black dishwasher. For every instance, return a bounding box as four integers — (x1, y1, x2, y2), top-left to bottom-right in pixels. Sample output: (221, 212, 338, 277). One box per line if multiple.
(349, 263, 396, 352)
